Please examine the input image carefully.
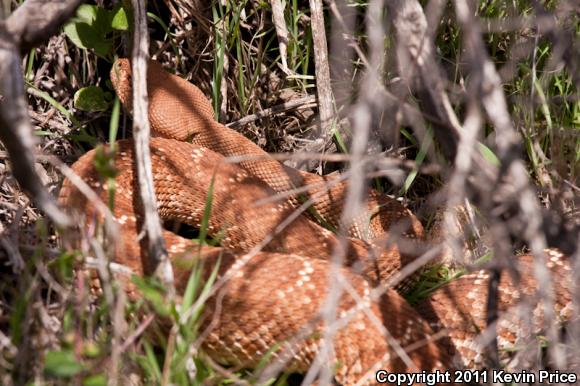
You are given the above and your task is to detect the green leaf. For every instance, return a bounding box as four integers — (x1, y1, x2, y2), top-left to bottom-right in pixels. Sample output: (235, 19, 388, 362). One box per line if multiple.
(83, 374, 107, 386)
(181, 259, 203, 312)
(110, 6, 129, 31)
(75, 4, 99, 24)
(93, 7, 112, 35)
(64, 22, 112, 58)
(34, 130, 55, 136)
(333, 123, 348, 153)
(81, 341, 101, 358)
(478, 142, 501, 167)
(63, 4, 113, 58)
(140, 341, 162, 381)
(73, 4, 111, 35)
(93, 145, 118, 179)
(131, 275, 171, 317)
(74, 86, 110, 112)
(198, 174, 216, 246)
(402, 128, 433, 195)
(44, 350, 84, 377)
(109, 97, 121, 143)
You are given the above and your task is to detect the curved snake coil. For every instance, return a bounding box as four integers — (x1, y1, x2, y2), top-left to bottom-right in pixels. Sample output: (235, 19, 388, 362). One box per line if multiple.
(57, 59, 574, 385)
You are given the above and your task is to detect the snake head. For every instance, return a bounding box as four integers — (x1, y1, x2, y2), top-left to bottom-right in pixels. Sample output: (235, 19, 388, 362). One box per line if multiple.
(110, 58, 133, 111)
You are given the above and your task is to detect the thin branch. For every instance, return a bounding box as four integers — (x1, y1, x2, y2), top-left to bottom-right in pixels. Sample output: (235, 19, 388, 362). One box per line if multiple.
(387, 0, 464, 161)
(296, 0, 334, 169)
(5, 0, 83, 52)
(387, 0, 579, 255)
(226, 95, 317, 129)
(0, 0, 82, 227)
(271, 0, 289, 72)
(309, 0, 334, 134)
(130, 0, 175, 297)
(304, 1, 392, 384)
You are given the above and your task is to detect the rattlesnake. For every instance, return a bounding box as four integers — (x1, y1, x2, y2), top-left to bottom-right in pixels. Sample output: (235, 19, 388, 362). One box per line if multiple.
(57, 59, 574, 385)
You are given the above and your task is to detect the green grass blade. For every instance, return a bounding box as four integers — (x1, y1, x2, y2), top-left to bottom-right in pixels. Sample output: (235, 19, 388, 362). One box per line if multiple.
(402, 128, 433, 194)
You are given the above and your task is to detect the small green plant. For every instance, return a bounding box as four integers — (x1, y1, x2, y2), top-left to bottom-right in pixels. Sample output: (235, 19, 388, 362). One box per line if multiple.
(43, 350, 85, 378)
(404, 263, 463, 305)
(64, 4, 129, 60)
(63, 4, 128, 116)
(73, 85, 113, 113)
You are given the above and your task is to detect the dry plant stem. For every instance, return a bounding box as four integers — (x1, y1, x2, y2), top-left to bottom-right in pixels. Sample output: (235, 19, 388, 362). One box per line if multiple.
(226, 95, 317, 129)
(84, 257, 133, 277)
(53, 159, 118, 236)
(219, 49, 229, 121)
(302, 1, 345, 376)
(424, 0, 446, 38)
(4, 0, 83, 52)
(35, 259, 67, 297)
(90, 240, 116, 318)
(130, 0, 175, 297)
(330, 0, 432, 159)
(327, 0, 356, 115)
(0, 0, 83, 228)
(109, 265, 127, 386)
(161, 326, 176, 386)
(534, 1, 580, 91)
(119, 314, 155, 353)
(226, 151, 439, 179)
(305, 2, 392, 383)
(202, 354, 251, 386)
(387, 0, 463, 160)
(322, 246, 445, 386)
(51, 151, 121, 309)
(297, 162, 373, 386)
(308, 0, 334, 148)
(390, 0, 561, 298)
(347, 0, 422, 372)
(0, 1, 8, 18)
(0, 236, 24, 272)
(327, 0, 438, 160)
(270, 0, 288, 72)
(391, 0, 577, 254)
(0, 50, 69, 226)
(453, 0, 562, 366)
(447, 100, 504, 363)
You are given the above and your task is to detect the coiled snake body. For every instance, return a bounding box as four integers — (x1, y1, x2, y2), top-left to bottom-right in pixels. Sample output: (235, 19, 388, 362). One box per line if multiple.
(58, 59, 574, 385)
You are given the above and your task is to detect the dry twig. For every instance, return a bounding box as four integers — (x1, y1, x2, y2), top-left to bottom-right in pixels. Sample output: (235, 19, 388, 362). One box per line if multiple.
(270, 0, 289, 73)
(290, 0, 335, 173)
(226, 95, 317, 129)
(129, 0, 175, 297)
(0, 0, 82, 227)
(309, 0, 334, 133)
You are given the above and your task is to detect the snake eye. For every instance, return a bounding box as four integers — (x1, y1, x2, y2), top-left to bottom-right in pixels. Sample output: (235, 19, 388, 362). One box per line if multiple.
(112, 62, 121, 78)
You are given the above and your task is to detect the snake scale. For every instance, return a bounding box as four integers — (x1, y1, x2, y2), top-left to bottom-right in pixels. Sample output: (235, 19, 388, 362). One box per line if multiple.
(57, 59, 574, 385)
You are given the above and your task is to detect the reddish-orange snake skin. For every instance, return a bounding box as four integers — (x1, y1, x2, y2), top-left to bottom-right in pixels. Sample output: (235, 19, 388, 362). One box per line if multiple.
(58, 59, 574, 385)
